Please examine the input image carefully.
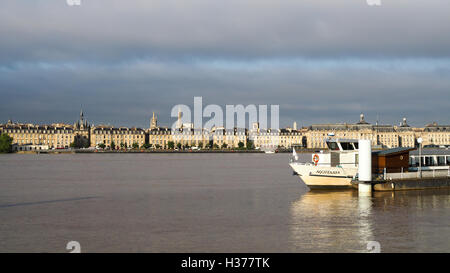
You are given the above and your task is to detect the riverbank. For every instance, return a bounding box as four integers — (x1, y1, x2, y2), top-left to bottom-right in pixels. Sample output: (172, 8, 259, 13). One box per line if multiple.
(13, 148, 317, 154)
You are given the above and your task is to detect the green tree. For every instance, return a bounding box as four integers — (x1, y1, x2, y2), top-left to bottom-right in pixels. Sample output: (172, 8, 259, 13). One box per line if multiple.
(176, 143, 182, 149)
(0, 133, 13, 153)
(110, 141, 116, 150)
(209, 140, 214, 148)
(132, 142, 139, 149)
(142, 143, 151, 149)
(198, 141, 203, 148)
(98, 143, 106, 149)
(71, 135, 89, 148)
(246, 140, 254, 150)
(205, 140, 214, 149)
(213, 143, 219, 149)
(168, 141, 175, 149)
(238, 141, 245, 149)
(221, 143, 228, 149)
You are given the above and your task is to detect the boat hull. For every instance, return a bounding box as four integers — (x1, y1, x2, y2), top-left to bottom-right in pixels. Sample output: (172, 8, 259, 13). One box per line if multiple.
(290, 163, 357, 189)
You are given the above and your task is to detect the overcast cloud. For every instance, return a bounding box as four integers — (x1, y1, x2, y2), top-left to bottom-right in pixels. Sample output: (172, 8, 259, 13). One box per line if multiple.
(1, 0, 449, 128)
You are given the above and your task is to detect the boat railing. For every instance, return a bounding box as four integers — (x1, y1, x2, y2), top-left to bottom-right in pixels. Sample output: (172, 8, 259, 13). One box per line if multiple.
(376, 168, 450, 181)
(366, 166, 450, 181)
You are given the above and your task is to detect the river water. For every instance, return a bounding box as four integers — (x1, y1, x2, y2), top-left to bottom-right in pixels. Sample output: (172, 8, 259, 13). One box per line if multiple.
(0, 153, 449, 252)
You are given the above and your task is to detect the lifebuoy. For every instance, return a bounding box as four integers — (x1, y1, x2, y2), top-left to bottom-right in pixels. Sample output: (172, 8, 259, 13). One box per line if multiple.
(313, 154, 319, 165)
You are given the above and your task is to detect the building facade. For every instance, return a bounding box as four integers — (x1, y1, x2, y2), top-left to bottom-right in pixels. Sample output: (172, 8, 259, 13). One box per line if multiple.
(1, 121, 75, 149)
(1, 112, 449, 150)
(304, 114, 450, 149)
(91, 126, 146, 149)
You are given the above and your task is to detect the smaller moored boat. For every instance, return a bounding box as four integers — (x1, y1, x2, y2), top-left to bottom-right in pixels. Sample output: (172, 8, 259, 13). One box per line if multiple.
(290, 138, 359, 189)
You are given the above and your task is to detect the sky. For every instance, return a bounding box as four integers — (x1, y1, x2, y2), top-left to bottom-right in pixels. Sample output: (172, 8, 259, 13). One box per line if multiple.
(0, 0, 449, 129)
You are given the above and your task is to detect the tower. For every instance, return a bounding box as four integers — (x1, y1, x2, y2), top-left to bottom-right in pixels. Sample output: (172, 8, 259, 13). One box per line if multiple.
(358, 113, 369, 124)
(73, 108, 90, 148)
(150, 112, 158, 129)
(401, 117, 409, 127)
(79, 108, 85, 129)
(293, 121, 297, 130)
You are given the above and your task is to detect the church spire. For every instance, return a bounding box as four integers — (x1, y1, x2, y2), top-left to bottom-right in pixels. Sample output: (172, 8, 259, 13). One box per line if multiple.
(150, 111, 158, 129)
(80, 106, 84, 121)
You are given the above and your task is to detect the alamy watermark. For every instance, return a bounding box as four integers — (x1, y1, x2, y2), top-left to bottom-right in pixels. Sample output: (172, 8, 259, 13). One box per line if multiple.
(367, 241, 381, 253)
(366, 0, 381, 6)
(170, 97, 280, 144)
(66, 241, 81, 253)
(66, 1, 380, 8)
(66, 0, 81, 6)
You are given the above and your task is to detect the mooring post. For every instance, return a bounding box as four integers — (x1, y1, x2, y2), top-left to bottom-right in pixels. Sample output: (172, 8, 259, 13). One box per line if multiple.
(358, 139, 372, 196)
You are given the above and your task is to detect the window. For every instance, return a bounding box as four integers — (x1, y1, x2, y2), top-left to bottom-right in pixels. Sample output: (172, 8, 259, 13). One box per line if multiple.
(340, 142, 354, 150)
(425, 156, 434, 166)
(326, 142, 339, 150)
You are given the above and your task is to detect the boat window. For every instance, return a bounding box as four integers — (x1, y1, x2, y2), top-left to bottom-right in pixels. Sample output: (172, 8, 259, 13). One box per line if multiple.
(437, 156, 446, 166)
(326, 142, 339, 150)
(447, 156, 450, 166)
(412, 157, 419, 167)
(340, 142, 354, 150)
(353, 142, 358, 149)
(425, 156, 434, 166)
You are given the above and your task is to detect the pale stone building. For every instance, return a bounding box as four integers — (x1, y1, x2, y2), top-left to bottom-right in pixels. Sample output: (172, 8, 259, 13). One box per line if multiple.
(210, 127, 247, 148)
(250, 122, 305, 149)
(0, 121, 75, 149)
(171, 127, 211, 148)
(304, 114, 450, 149)
(1, 111, 449, 151)
(0, 111, 88, 149)
(279, 127, 306, 148)
(91, 126, 146, 149)
(420, 122, 450, 146)
(148, 127, 172, 148)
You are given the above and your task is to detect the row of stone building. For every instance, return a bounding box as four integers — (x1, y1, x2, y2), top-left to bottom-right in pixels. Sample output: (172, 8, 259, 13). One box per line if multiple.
(1, 111, 449, 150)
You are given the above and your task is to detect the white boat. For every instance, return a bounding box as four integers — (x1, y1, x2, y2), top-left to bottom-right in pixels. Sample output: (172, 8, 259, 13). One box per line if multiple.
(290, 139, 360, 189)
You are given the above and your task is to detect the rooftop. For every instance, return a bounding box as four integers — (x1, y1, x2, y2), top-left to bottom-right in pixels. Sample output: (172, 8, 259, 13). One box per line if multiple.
(410, 148, 450, 156)
(372, 147, 416, 156)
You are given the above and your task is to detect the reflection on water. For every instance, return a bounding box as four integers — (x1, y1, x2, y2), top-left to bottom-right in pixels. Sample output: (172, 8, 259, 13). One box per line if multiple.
(358, 195, 374, 252)
(1, 154, 449, 252)
(289, 189, 450, 252)
(289, 190, 370, 252)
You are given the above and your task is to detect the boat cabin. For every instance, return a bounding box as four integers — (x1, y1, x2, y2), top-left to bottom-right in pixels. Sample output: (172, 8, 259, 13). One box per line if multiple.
(372, 147, 415, 174)
(326, 138, 359, 151)
(312, 139, 359, 167)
